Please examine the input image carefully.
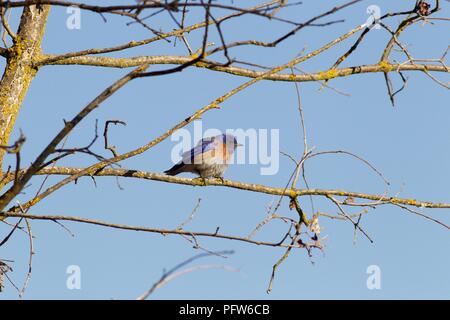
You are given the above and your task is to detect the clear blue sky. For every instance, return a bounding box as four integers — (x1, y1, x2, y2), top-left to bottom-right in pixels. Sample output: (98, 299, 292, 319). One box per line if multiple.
(1, 1, 449, 299)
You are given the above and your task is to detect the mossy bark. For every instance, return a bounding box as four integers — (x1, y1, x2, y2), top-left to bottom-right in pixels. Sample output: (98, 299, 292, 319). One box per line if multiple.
(0, 5, 50, 171)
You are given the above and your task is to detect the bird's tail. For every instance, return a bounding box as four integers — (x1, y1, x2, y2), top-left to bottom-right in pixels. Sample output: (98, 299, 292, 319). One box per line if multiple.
(164, 162, 185, 176)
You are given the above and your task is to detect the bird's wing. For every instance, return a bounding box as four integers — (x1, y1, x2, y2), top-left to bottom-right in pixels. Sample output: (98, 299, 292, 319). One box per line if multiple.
(181, 137, 218, 163)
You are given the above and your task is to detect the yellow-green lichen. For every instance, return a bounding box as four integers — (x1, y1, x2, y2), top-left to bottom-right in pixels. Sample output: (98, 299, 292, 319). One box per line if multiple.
(378, 60, 393, 72)
(317, 68, 338, 80)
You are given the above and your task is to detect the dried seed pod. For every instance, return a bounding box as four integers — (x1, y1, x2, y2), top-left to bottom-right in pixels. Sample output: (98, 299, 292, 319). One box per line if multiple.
(416, 1, 431, 16)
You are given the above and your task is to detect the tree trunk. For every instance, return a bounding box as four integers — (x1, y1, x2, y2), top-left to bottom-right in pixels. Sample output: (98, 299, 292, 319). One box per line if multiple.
(0, 5, 50, 172)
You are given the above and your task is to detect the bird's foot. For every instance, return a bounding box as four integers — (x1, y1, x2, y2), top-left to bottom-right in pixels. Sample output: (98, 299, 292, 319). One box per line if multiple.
(193, 177, 208, 186)
(214, 176, 225, 184)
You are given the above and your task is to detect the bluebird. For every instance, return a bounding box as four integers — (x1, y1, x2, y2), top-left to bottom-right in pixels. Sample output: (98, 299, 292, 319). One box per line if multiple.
(164, 134, 242, 178)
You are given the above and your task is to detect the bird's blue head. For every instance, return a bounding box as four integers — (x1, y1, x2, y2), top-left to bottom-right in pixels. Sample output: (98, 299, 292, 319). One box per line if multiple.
(220, 134, 242, 150)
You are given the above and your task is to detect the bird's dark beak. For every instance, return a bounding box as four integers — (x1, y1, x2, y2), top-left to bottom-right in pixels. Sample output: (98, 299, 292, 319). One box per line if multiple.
(235, 143, 243, 147)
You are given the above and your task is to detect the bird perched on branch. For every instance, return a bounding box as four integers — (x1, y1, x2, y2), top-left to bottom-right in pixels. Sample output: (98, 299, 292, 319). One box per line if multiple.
(164, 134, 242, 179)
